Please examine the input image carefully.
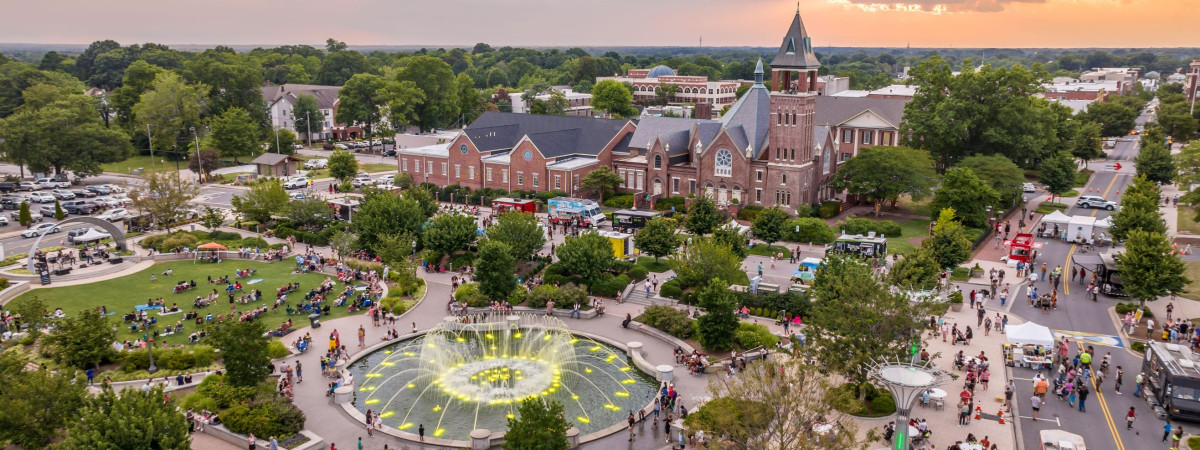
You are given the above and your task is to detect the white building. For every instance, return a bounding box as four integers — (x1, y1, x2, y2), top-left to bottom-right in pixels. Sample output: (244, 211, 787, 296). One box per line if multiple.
(262, 84, 340, 140)
(508, 87, 593, 117)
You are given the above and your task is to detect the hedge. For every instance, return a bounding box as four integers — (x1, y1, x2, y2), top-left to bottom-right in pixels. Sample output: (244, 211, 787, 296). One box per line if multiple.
(590, 274, 631, 297)
(736, 205, 764, 221)
(268, 341, 290, 360)
(835, 217, 902, 238)
(659, 278, 683, 300)
(818, 201, 841, 219)
(222, 396, 306, 439)
(786, 218, 835, 244)
(654, 196, 687, 213)
(603, 194, 634, 209)
(121, 345, 217, 372)
(734, 322, 779, 349)
(628, 266, 649, 281)
(636, 305, 695, 340)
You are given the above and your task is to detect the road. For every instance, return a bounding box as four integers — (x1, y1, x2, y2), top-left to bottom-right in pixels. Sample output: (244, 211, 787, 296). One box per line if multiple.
(1009, 106, 1161, 450)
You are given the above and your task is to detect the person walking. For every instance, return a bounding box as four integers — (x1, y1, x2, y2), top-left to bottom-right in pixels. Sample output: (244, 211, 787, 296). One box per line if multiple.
(357, 326, 365, 349)
(1114, 366, 1124, 394)
(1030, 395, 1042, 420)
(1134, 372, 1145, 398)
(1126, 406, 1136, 430)
(1078, 383, 1089, 412)
(627, 410, 636, 441)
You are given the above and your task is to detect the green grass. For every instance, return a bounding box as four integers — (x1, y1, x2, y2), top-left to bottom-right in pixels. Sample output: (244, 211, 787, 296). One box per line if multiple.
(1188, 435, 1200, 450)
(14, 260, 366, 346)
(1179, 209, 1200, 235)
(359, 162, 397, 173)
(1035, 202, 1070, 214)
(636, 257, 672, 273)
(897, 195, 934, 218)
(950, 267, 970, 281)
(887, 219, 934, 255)
(1074, 168, 1094, 187)
(747, 244, 791, 258)
(101, 155, 182, 176)
(1182, 262, 1200, 302)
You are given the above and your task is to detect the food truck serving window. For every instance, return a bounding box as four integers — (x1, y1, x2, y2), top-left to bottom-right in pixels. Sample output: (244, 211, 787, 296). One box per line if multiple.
(1169, 385, 1199, 401)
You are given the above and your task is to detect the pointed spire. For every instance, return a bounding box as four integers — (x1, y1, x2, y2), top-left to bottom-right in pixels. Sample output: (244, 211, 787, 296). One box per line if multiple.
(754, 59, 764, 85)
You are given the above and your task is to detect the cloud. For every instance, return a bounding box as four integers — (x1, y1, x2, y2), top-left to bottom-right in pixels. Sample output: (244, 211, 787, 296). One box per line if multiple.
(828, 0, 1047, 13)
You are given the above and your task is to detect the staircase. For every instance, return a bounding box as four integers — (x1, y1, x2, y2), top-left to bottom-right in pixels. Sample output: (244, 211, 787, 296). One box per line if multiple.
(621, 288, 677, 307)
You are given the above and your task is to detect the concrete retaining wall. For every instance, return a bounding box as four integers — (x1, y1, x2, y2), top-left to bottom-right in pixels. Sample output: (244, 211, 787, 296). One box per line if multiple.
(203, 425, 324, 450)
(0, 280, 30, 306)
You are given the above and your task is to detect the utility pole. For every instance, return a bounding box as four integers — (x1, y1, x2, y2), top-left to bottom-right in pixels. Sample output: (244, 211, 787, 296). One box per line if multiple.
(275, 126, 281, 154)
(146, 123, 154, 164)
(306, 111, 313, 149)
(191, 127, 203, 183)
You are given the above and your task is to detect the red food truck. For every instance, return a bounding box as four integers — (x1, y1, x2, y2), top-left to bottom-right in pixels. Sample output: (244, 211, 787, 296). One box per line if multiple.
(1005, 232, 1042, 266)
(491, 197, 537, 214)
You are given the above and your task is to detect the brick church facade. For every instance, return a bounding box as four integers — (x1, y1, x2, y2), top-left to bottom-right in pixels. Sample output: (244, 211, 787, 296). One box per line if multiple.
(396, 10, 836, 213)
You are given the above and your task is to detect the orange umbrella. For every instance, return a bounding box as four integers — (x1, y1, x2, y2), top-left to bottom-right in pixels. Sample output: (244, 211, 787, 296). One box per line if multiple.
(197, 242, 228, 251)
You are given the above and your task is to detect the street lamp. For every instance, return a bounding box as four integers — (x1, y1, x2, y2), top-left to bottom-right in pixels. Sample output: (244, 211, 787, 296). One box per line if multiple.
(306, 111, 313, 150)
(145, 327, 158, 374)
(190, 127, 203, 183)
(274, 126, 281, 154)
(411, 240, 417, 263)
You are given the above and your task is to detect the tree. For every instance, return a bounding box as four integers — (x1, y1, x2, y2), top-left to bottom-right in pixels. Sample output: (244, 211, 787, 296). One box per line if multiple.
(578, 166, 621, 204)
(787, 217, 834, 244)
(8, 295, 47, 334)
(888, 247, 942, 291)
(17, 201, 31, 226)
(456, 73, 485, 124)
(132, 72, 207, 152)
(110, 60, 165, 130)
(187, 148, 221, 179)
(684, 195, 723, 235)
(1136, 128, 1177, 185)
(329, 229, 359, 259)
(957, 154, 1026, 206)
(696, 278, 739, 352)
(1110, 174, 1166, 241)
(669, 237, 744, 290)
(402, 185, 440, 218)
(1081, 100, 1137, 137)
(58, 385, 190, 450)
(285, 197, 331, 232)
(231, 178, 288, 224)
(211, 319, 270, 387)
(53, 199, 65, 220)
(476, 240, 517, 301)
(267, 128, 297, 154)
(396, 56, 460, 132)
(685, 358, 872, 450)
(1156, 101, 1199, 142)
(654, 84, 680, 105)
(1070, 121, 1104, 167)
(352, 190, 426, 253)
(634, 217, 678, 261)
(806, 254, 929, 401)
(1039, 150, 1077, 196)
(541, 90, 569, 116)
(336, 73, 388, 139)
(487, 211, 546, 261)
(832, 146, 938, 216)
(325, 38, 348, 53)
(43, 308, 115, 370)
(209, 106, 261, 163)
(291, 93, 325, 142)
(555, 232, 613, 284)
(375, 233, 419, 266)
(1175, 141, 1200, 187)
(423, 212, 478, 255)
(0, 86, 131, 176)
(130, 172, 200, 231)
(502, 397, 570, 450)
(712, 223, 748, 258)
(1116, 229, 1190, 308)
(922, 208, 972, 269)
(315, 50, 371, 86)
(0, 352, 88, 449)
(928, 167, 1000, 228)
(751, 207, 789, 248)
(381, 79, 425, 133)
(591, 79, 634, 117)
(328, 149, 358, 182)
(199, 205, 225, 230)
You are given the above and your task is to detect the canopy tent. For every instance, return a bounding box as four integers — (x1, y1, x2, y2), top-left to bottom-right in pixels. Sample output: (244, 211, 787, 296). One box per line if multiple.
(197, 242, 228, 251)
(1066, 216, 1097, 242)
(1041, 210, 1072, 225)
(1006, 322, 1054, 347)
(74, 228, 111, 243)
(1094, 216, 1114, 228)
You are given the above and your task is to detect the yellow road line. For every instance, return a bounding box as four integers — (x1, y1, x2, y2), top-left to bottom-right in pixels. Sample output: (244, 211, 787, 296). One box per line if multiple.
(1063, 171, 1121, 296)
(1077, 342, 1126, 450)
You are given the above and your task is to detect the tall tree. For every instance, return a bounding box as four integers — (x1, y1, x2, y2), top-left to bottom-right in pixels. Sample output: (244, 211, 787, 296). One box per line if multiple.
(1175, 141, 1200, 187)
(1039, 150, 1077, 196)
(555, 232, 613, 285)
(923, 208, 972, 269)
(1136, 127, 1177, 185)
(43, 308, 116, 370)
(0, 352, 88, 449)
(957, 154, 1026, 207)
(183, 50, 267, 124)
(1110, 174, 1167, 241)
(328, 148, 358, 182)
(336, 73, 388, 139)
(1081, 100, 1137, 137)
(133, 72, 207, 152)
(129, 172, 200, 231)
(684, 195, 723, 235)
(456, 73, 485, 125)
(316, 50, 371, 86)
(751, 206, 789, 248)
(211, 319, 271, 387)
(58, 385, 190, 450)
(187, 147, 221, 179)
(1116, 229, 1190, 309)
(209, 106, 261, 163)
(578, 166, 622, 204)
(634, 217, 678, 261)
(231, 178, 289, 224)
(352, 190, 427, 253)
(110, 60, 165, 130)
(696, 277, 740, 352)
(832, 146, 939, 216)
(591, 79, 634, 117)
(502, 398, 570, 450)
(285, 197, 332, 232)
(928, 167, 1000, 228)
(380, 79, 425, 133)
(669, 236, 744, 290)
(266, 128, 297, 155)
(396, 56, 460, 132)
(476, 239, 517, 301)
(290, 93, 325, 142)
(888, 247, 942, 291)
(1156, 101, 1199, 142)
(487, 211, 546, 261)
(422, 212, 478, 255)
(1069, 121, 1105, 168)
(0, 86, 131, 176)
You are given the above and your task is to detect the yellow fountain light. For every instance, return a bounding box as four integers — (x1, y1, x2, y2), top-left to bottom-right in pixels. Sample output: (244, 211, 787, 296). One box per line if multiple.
(514, 332, 522, 339)
(406, 383, 416, 389)
(584, 368, 592, 374)
(486, 333, 495, 340)
(571, 394, 580, 400)
(619, 366, 631, 372)
(384, 350, 392, 354)
(576, 416, 591, 423)
(507, 413, 515, 419)
(399, 423, 413, 430)
(365, 399, 380, 405)
(569, 338, 578, 344)
(432, 406, 442, 412)
(543, 334, 551, 341)
(403, 352, 416, 357)
(380, 362, 395, 367)
(456, 337, 466, 342)
(365, 373, 382, 378)
(548, 387, 556, 393)
(622, 379, 637, 384)
(589, 345, 601, 351)
(615, 392, 629, 397)
(380, 411, 395, 418)
(434, 428, 445, 437)
(605, 354, 617, 362)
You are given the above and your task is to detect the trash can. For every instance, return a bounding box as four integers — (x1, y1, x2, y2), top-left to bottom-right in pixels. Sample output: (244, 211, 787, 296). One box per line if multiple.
(308, 313, 321, 329)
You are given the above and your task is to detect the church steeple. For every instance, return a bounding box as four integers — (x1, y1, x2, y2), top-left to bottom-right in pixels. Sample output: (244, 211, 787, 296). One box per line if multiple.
(754, 59, 764, 85)
(769, 9, 820, 94)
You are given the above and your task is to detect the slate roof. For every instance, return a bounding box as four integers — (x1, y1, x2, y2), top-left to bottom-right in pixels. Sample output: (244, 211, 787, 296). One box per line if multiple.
(719, 81, 771, 157)
(770, 12, 821, 69)
(628, 117, 709, 156)
(813, 125, 831, 149)
(261, 84, 341, 109)
(814, 96, 908, 128)
(251, 153, 301, 165)
(463, 112, 630, 157)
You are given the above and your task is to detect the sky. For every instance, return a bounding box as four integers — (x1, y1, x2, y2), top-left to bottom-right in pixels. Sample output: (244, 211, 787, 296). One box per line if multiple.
(0, 0, 1193, 48)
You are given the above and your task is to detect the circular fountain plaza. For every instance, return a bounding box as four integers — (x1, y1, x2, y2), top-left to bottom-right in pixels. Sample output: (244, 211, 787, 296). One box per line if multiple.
(347, 314, 658, 441)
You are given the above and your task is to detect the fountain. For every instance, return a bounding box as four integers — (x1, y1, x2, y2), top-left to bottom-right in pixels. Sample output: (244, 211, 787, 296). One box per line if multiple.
(348, 314, 657, 441)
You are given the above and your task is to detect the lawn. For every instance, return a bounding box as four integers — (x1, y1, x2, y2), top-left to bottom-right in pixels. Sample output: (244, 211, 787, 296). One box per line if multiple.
(293, 154, 394, 178)
(1179, 209, 1200, 236)
(748, 243, 791, 258)
(1182, 261, 1200, 302)
(889, 218, 934, 255)
(1034, 202, 1070, 214)
(100, 155, 183, 176)
(636, 257, 671, 273)
(14, 260, 366, 346)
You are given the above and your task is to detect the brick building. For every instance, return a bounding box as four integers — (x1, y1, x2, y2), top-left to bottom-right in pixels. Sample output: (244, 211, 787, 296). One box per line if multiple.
(598, 65, 741, 111)
(1186, 59, 1200, 106)
(398, 10, 840, 212)
(261, 84, 362, 141)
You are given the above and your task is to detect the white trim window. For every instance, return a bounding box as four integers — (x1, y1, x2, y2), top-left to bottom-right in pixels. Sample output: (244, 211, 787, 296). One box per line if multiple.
(486, 167, 493, 182)
(441, 162, 447, 176)
(468, 166, 475, 180)
(714, 149, 732, 177)
(861, 130, 873, 145)
(532, 173, 539, 188)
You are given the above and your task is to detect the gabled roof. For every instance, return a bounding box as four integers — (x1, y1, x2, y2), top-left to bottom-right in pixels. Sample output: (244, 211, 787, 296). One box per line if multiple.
(770, 11, 821, 69)
(719, 81, 771, 157)
(261, 84, 341, 110)
(814, 125, 831, 149)
(251, 153, 302, 165)
(628, 116, 709, 156)
(463, 112, 630, 157)
(814, 96, 908, 128)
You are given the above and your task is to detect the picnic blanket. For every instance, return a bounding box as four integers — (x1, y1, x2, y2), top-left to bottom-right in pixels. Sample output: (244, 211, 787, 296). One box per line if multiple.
(247, 278, 264, 284)
(134, 304, 163, 312)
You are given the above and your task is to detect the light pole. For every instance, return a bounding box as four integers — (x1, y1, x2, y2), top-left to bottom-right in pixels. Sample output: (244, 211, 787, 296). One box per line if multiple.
(411, 240, 417, 263)
(306, 111, 313, 149)
(145, 327, 158, 374)
(275, 126, 281, 154)
(869, 353, 950, 450)
(190, 127, 203, 183)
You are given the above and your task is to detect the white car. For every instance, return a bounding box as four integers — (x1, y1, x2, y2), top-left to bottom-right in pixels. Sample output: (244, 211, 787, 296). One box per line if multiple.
(284, 177, 310, 189)
(11, 209, 42, 222)
(35, 178, 66, 189)
(289, 192, 307, 201)
(110, 194, 131, 206)
(1022, 183, 1036, 193)
(334, 143, 348, 150)
(303, 159, 328, 169)
(21, 223, 60, 238)
(96, 208, 128, 222)
(1076, 195, 1119, 211)
(17, 181, 39, 191)
(375, 174, 394, 185)
(94, 197, 121, 208)
(101, 184, 126, 194)
(351, 177, 374, 188)
(29, 192, 55, 203)
(51, 189, 75, 200)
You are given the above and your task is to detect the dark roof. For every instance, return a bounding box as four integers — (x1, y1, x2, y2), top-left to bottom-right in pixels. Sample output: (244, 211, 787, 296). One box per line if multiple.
(770, 12, 821, 69)
(464, 112, 630, 157)
(814, 125, 831, 148)
(646, 65, 676, 78)
(251, 153, 301, 165)
(261, 84, 341, 109)
(610, 132, 633, 154)
(628, 117, 709, 156)
(719, 82, 771, 157)
(815, 96, 908, 128)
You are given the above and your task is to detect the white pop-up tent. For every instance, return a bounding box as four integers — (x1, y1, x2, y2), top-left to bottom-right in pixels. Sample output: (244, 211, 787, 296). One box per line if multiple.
(1067, 216, 1097, 242)
(1006, 322, 1054, 347)
(1041, 210, 1072, 225)
(74, 228, 111, 243)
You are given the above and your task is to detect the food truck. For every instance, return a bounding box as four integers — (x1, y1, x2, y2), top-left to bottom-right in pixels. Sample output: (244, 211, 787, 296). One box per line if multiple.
(829, 232, 888, 257)
(491, 197, 537, 214)
(1005, 233, 1040, 266)
(611, 209, 660, 233)
(1070, 252, 1126, 297)
(548, 197, 605, 227)
(791, 257, 823, 284)
(328, 197, 360, 222)
(1142, 341, 1200, 422)
(597, 230, 636, 260)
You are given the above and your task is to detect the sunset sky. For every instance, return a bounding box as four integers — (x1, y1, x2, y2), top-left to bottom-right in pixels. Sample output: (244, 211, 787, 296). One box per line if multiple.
(2, 0, 1192, 49)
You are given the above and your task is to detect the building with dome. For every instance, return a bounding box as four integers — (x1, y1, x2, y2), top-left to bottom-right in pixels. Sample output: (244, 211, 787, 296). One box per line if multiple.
(598, 65, 742, 112)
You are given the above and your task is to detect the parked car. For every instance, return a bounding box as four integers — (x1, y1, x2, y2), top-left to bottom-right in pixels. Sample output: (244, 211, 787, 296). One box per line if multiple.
(86, 185, 111, 195)
(351, 177, 374, 188)
(110, 194, 132, 206)
(62, 200, 98, 215)
(284, 177, 310, 189)
(21, 223, 60, 238)
(303, 159, 328, 169)
(51, 189, 76, 200)
(294, 144, 304, 150)
(0, 216, 8, 226)
(94, 197, 121, 208)
(17, 181, 39, 191)
(289, 192, 306, 201)
(0, 182, 16, 193)
(375, 174, 394, 185)
(1, 196, 24, 210)
(1023, 183, 1037, 193)
(101, 184, 126, 193)
(96, 208, 128, 222)
(72, 188, 98, 198)
(35, 178, 65, 189)
(29, 192, 55, 203)
(67, 227, 111, 243)
(37, 204, 58, 217)
(334, 143, 348, 150)
(383, 149, 397, 157)
(11, 208, 42, 222)
(1076, 195, 1119, 210)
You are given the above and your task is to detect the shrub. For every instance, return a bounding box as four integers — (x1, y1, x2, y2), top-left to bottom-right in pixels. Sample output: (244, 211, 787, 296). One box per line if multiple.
(628, 266, 649, 281)
(836, 217, 902, 238)
(818, 201, 841, 219)
(527, 285, 558, 309)
(208, 231, 243, 241)
(448, 252, 476, 270)
(659, 278, 683, 299)
(268, 341, 290, 360)
(194, 375, 258, 409)
(736, 205, 764, 221)
(1116, 302, 1153, 318)
(603, 194, 634, 208)
(636, 305, 695, 339)
(834, 383, 896, 417)
(221, 396, 306, 439)
(180, 392, 219, 412)
(734, 322, 779, 349)
(786, 218, 834, 244)
(454, 283, 488, 307)
(655, 196, 687, 213)
(590, 274, 630, 297)
(19, 335, 35, 346)
(507, 288, 528, 306)
(121, 345, 217, 372)
(240, 237, 270, 249)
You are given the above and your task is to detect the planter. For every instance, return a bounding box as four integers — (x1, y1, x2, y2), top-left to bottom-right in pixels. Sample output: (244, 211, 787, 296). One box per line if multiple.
(950, 302, 963, 312)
